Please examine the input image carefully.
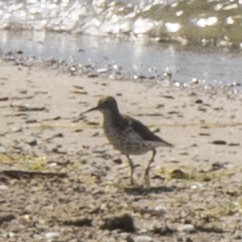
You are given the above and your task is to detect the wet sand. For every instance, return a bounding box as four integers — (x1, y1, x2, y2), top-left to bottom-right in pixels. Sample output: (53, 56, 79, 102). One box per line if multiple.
(0, 60, 242, 241)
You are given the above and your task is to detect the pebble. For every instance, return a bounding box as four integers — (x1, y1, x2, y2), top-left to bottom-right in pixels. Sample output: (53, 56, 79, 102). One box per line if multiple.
(6, 232, 15, 238)
(190, 182, 204, 189)
(100, 213, 136, 232)
(177, 224, 195, 233)
(113, 158, 122, 164)
(22, 214, 32, 223)
(0, 184, 9, 190)
(154, 204, 168, 215)
(62, 217, 92, 227)
(212, 140, 227, 145)
(97, 68, 109, 74)
(0, 146, 6, 153)
(132, 235, 154, 242)
(27, 140, 38, 146)
(45, 231, 60, 239)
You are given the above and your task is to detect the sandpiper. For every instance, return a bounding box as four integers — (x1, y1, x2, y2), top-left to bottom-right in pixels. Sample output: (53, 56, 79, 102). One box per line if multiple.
(82, 96, 172, 187)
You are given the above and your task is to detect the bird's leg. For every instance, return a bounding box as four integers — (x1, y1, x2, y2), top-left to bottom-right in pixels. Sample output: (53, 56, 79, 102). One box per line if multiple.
(126, 155, 134, 185)
(144, 149, 156, 188)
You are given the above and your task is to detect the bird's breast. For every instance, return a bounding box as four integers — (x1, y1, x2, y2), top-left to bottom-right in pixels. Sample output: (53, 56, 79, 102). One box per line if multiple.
(103, 121, 152, 155)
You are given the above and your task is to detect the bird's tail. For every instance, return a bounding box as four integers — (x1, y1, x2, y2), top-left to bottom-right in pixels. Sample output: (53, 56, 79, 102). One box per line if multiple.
(161, 139, 173, 147)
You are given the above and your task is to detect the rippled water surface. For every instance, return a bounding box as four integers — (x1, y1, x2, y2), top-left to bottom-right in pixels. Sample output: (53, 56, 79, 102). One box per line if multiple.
(0, 0, 242, 89)
(1, 0, 242, 47)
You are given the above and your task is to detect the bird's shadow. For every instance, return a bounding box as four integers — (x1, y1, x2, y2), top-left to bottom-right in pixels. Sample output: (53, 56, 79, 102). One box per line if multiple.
(124, 185, 176, 195)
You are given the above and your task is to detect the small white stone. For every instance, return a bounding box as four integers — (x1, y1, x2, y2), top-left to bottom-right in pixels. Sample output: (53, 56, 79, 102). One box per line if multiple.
(190, 182, 204, 189)
(7, 232, 15, 238)
(0, 184, 9, 190)
(0, 146, 6, 153)
(177, 224, 195, 233)
(154, 204, 168, 215)
(174, 81, 180, 87)
(45, 232, 60, 239)
(97, 68, 108, 74)
(100, 203, 107, 211)
(48, 162, 57, 167)
(133, 235, 154, 242)
(23, 214, 31, 222)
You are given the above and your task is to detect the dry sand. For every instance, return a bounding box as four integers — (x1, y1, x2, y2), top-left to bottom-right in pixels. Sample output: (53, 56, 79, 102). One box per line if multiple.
(0, 60, 242, 241)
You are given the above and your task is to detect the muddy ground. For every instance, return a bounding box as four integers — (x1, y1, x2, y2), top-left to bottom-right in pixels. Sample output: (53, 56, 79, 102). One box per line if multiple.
(0, 61, 242, 242)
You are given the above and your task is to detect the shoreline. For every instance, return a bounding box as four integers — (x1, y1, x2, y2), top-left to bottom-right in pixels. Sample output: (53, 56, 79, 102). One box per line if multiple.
(1, 31, 242, 89)
(0, 59, 242, 241)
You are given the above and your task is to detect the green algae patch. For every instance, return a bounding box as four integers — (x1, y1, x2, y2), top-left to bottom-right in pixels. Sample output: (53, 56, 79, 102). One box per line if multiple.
(156, 166, 206, 181)
(156, 165, 239, 183)
(0, 153, 48, 171)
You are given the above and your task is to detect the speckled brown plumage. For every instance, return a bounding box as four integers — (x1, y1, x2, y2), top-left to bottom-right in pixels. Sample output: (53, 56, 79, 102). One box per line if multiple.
(83, 96, 172, 187)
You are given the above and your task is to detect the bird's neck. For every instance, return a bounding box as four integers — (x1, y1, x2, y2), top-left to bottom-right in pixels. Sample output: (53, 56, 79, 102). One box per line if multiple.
(102, 108, 122, 126)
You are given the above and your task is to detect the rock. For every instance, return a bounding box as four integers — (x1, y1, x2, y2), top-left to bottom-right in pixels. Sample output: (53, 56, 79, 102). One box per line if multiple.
(211, 140, 227, 145)
(195, 99, 203, 104)
(170, 169, 188, 179)
(190, 182, 204, 189)
(0, 184, 9, 190)
(27, 140, 38, 146)
(62, 217, 92, 227)
(132, 235, 154, 242)
(0, 146, 6, 153)
(45, 232, 60, 239)
(5, 232, 15, 238)
(152, 225, 175, 235)
(113, 158, 122, 164)
(154, 205, 168, 215)
(177, 224, 195, 233)
(185, 238, 193, 242)
(0, 214, 16, 225)
(228, 143, 240, 146)
(100, 213, 136, 232)
(97, 68, 109, 74)
(0, 97, 9, 101)
(211, 162, 224, 171)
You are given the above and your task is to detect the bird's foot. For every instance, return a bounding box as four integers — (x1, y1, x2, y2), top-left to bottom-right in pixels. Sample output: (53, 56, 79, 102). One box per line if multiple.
(144, 175, 151, 188)
(130, 177, 135, 186)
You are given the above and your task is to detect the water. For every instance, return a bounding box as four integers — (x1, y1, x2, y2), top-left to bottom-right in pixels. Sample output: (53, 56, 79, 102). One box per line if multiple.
(0, 0, 242, 88)
(1, 0, 242, 46)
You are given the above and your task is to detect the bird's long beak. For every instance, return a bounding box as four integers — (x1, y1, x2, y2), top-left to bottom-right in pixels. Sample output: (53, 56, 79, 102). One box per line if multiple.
(81, 106, 99, 115)
(72, 106, 99, 122)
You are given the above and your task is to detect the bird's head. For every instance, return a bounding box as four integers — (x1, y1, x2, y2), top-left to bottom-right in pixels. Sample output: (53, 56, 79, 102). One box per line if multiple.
(82, 96, 118, 114)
